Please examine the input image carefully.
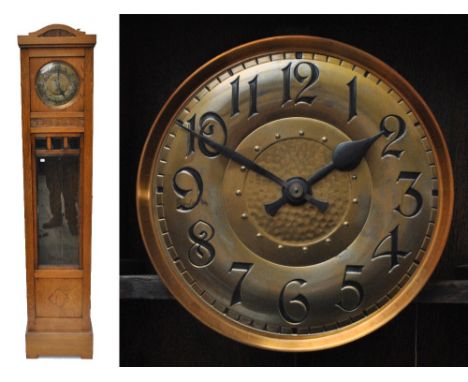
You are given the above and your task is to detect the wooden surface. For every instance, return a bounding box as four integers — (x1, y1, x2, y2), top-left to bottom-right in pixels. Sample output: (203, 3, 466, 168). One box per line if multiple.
(121, 299, 468, 366)
(26, 330, 92, 359)
(18, 24, 96, 48)
(19, 24, 95, 358)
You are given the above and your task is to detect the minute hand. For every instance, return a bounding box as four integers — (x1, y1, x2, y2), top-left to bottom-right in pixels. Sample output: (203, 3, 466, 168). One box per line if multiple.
(176, 120, 286, 188)
(307, 131, 385, 187)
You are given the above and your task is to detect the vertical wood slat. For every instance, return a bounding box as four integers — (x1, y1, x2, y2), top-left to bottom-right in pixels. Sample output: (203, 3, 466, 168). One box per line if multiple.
(80, 46, 94, 331)
(20, 48, 36, 327)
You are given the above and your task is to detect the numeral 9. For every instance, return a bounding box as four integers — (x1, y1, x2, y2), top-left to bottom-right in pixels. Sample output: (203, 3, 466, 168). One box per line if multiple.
(173, 167, 203, 211)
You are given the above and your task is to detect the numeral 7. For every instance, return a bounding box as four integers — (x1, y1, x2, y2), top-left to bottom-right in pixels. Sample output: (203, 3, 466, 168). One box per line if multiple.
(229, 262, 253, 306)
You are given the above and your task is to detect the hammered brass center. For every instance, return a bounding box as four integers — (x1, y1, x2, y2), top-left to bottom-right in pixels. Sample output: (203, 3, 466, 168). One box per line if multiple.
(245, 138, 350, 244)
(222, 117, 372, 266)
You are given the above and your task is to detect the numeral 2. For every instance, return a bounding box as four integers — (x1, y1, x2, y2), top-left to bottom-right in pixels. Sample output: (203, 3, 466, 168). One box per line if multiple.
(347, 76, 357, 122)
(380, 114, 406, 158)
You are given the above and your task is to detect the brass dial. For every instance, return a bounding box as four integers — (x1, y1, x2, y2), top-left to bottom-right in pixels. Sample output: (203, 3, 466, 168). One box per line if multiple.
(137, 36, 453, 351)
(35, 61, 80, 107)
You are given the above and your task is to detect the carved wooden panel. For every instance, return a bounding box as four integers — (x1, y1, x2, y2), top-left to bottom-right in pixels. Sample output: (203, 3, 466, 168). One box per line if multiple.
(31, 118, 84, 128)
(35, 278, 82, 318)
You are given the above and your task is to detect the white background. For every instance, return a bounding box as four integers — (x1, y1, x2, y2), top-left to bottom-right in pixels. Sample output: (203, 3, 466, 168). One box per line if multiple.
(0, 0, 465, 378)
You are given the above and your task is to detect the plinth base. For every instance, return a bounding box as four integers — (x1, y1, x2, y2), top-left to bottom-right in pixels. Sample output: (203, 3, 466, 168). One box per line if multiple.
(26, 329, 93, 359)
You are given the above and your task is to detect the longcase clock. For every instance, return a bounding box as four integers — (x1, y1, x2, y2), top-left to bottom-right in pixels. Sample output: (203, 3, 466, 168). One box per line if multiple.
(18, 24, 96, 358)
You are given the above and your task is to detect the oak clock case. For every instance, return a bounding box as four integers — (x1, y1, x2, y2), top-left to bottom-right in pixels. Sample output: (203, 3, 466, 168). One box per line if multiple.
(137, 36, 453, 351)
(18, 24, 96, 358)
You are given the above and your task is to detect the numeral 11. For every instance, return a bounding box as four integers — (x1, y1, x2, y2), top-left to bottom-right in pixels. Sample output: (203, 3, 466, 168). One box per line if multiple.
(230, 75, 258, 118)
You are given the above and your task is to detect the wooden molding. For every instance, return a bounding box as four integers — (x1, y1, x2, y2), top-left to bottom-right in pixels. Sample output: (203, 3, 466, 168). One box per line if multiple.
(26, 330, 93, 358)
(29, 24, 85, 37)
(18, 24, 96, 48)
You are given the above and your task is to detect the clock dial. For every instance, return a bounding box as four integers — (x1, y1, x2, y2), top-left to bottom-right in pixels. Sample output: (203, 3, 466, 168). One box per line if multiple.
(137, 37, 453, 350)
(35, 61, 80, 107)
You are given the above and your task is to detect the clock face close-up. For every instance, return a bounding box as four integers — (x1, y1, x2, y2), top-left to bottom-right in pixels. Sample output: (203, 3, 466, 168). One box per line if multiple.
(137, 36, 453, 351)
(35, 61, 80, 107)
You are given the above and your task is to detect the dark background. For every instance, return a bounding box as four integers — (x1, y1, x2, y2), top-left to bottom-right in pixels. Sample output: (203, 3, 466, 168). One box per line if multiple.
(120, 15, 468, 366)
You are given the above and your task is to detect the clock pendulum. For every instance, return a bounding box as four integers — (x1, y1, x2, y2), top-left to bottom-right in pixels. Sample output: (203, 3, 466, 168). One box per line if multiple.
(137, 36, 454, 351)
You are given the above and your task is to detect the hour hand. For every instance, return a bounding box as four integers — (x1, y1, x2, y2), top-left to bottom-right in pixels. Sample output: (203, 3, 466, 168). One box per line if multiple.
(331, 130, 385, 172)
(306, 130, 385, 187)
(176, 120, 286, 188)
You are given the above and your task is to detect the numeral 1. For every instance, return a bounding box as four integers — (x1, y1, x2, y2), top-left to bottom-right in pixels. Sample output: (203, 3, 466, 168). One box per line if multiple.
(230, 76, 240, 117)
(347, 76, 357, 122)
(281, 62, 292, 105)
(248, 75, 258, 117)
(186, 115, 196, 156)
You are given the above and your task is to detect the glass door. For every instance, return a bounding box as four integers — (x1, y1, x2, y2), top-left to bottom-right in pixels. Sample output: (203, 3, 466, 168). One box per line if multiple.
(34, 134, 82, 267)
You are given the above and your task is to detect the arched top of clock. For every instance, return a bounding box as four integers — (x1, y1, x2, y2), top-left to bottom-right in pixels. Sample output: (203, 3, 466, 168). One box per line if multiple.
(18, 24, 96, 48)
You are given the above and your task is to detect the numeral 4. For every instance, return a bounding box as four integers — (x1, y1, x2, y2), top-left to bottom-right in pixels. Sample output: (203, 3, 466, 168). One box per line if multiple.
(372, 225, 411, 272)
